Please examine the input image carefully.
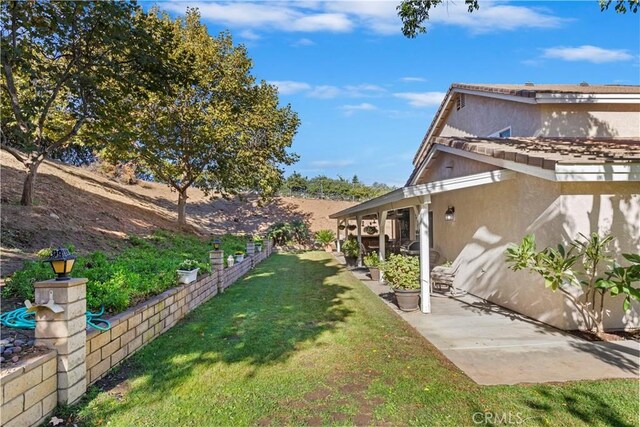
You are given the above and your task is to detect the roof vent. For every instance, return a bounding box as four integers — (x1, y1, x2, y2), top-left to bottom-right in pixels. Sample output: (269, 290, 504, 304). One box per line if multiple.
(579, 81, 589, 87)
(524, 82, 534, 86)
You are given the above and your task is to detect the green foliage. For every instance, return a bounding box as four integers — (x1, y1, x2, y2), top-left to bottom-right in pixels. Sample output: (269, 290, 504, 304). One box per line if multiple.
(234, 251, 244, 256)
(2, 231, 246, 314)
(380, 254, 420, 290)
(1, 0, 171, 205)
(397, 0, 637, 38)
(363, 251, 381, 268)
(267, 220, 310, 246)
(111, 8, 299, 227)
(177, 259, 201, 271)
(314, 229, 336, 246)
(280, 172, 395, 201)
(341, 236, 360, 258)
(505, 233, 640, 334)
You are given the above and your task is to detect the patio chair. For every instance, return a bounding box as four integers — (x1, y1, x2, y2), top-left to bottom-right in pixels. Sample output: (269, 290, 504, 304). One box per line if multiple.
(430, 255, 461, 293)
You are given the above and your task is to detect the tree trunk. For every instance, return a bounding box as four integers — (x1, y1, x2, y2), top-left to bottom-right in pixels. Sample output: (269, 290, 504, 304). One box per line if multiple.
(20, 156, 44, 206)
(177, 189, 188, 228)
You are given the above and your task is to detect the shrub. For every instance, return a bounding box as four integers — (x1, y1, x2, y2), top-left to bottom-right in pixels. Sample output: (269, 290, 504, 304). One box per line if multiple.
(315, 229, 336, 246)
(380, 254, 420, 290)
(363, 251, 381, 268)
(177, 259, 200, 271)
(267, 219, 310, 246)
(341, 236, 360, 258)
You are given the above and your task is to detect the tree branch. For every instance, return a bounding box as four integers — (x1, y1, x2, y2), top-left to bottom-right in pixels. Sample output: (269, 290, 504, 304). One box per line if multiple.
(1, 61, 30, 134)
(44, 116, 86, 155)
(0, 144, 26, 165)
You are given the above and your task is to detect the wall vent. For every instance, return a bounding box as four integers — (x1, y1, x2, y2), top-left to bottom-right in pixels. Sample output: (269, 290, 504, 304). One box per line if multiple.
(456, 93, 466, 110)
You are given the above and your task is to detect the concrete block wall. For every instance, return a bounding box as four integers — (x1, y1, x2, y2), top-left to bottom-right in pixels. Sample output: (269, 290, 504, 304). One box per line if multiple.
(0, 351, 57, 427)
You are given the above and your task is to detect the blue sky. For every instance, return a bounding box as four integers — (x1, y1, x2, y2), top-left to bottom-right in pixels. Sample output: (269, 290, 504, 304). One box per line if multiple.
(155, 1, 640, 186)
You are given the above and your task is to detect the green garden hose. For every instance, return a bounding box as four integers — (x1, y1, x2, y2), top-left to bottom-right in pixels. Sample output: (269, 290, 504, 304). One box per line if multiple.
(0, 306, 111, 331)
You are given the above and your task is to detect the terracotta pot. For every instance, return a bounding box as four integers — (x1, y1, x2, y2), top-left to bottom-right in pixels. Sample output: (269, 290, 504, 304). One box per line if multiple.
(369, 267, 380, 282)
(394, 288, 420, 311)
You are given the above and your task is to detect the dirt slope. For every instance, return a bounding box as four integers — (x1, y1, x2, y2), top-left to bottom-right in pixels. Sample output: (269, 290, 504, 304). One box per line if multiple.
(0, 150, 355, 276)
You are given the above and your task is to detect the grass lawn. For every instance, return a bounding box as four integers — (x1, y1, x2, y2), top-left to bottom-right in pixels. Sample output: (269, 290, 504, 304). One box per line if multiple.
(67, 252, 638, 426)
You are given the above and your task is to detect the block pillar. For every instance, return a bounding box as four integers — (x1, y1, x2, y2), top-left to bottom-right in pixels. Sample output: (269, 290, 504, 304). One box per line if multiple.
(34, 278, 87, 405)
(247, 241, 255, 268)
(210, 250, 225, 293)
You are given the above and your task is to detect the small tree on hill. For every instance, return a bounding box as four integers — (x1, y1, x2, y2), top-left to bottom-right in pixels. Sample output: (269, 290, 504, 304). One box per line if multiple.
(0, 1, 169, 205)
(118, 9, 299, 228)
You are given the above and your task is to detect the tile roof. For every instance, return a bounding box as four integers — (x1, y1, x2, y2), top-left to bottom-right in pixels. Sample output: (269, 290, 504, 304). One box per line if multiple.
(433, 137, 640, 170)
(452, 83, 640, 96)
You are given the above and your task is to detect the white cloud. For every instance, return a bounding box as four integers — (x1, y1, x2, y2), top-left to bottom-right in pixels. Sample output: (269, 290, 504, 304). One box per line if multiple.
(292, 38, 315, 47)
(310, 159, 355, 167)
(401, 77, 427, 82)
(238, 29, 261, 40)
(340, 102, 377, 116)
(394, 92, 446, 108)
(308, 85, 342, 99)
(164, 1, 566, 36)
(542, 45, 633, 63)
(269, 80, 312, 95)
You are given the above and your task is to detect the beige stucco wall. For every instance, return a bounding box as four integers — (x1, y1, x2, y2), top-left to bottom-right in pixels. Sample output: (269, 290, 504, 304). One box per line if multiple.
(439, 93, 640, 138)
(425, 157, 640, 330)
(417, 152, 499, 183)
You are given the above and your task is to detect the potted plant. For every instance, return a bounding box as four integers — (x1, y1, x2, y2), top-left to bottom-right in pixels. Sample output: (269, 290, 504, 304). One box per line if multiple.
(338, 224, 346, 231)
(347, 224, 357, 231)
(315, 229, 336, 252)
(363, 251, 381, 281)
(364, 225, 378, 235)
(342, 236, 360, 267)
(177, 259, 200, 285)
(234, 251, 245, 263)
(254, 238, 263, 252)
(380, 254, 420, 311)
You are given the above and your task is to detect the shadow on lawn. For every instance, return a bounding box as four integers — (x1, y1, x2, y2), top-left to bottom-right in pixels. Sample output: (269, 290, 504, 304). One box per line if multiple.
(79, 253, 352, 421)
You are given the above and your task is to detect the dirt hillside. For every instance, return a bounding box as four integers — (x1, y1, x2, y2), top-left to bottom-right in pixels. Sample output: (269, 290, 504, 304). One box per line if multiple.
(0, 150, 355, 276)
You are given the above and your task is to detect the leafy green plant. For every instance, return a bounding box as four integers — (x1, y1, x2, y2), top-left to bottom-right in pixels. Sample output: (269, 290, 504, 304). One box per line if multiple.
(380, 254, 420, 290)
(315, 229, 336, 247)
(234, 251, 245, 256)
(506, 233, 640, 336)
(363, 225, 378, 235)
(267, 220, 310, 246)
(177, 259, 200, 271)
(363, 251, 381, 268)
(341, 236, 360, 258)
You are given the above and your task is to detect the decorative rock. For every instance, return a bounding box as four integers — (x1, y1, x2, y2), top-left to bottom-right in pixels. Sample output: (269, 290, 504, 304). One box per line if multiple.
(27, 340, 35, 346)
(7, 337, 14, 343)
(0, 357, 4, 363)
(50, 213, 60, 219)
(11, 356, 19, 363)
(12, 346, 22, 353)
(0, 339, 9, 346)
(3, 349, 13, 356)
(13, 339, 24, 347)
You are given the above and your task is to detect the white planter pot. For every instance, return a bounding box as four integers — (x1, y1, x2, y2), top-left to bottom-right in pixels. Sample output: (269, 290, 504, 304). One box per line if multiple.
(176, 268, 199, 285)
(256, 245, 262, 253)
(235, 254, 245, 263)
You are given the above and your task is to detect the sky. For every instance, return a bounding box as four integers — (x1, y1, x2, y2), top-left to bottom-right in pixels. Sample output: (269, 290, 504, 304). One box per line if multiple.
(153, 1, 640, 187)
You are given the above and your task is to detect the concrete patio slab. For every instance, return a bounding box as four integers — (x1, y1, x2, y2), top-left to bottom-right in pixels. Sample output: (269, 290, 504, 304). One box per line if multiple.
(345, 262, 640, 385)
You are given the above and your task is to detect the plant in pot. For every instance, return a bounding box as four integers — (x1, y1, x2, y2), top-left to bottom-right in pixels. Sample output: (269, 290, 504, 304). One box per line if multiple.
(338, 224, 346, 231)
(315, 229, 336, 252)
(177, 259, 200, 285)
(380, 254, 421, 311)
(342, 236, 360, 267)
(234, 251, 245, 263)
(364, 225, 378, 235)
(347, 224, 357, 232)
(254, 237, 263, 252)
(363, 251, 382, 281)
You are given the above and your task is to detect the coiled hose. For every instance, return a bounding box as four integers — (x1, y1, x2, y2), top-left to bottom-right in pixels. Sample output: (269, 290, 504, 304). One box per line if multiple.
(1, 306, 111, 331)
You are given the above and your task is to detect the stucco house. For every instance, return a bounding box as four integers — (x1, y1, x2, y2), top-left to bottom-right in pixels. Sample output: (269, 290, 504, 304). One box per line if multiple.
(330, 83, 640, 331)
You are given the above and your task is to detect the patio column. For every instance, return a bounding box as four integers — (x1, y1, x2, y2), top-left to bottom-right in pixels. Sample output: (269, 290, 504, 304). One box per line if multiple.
(418, 198, 431, 314)
(377, 211, 387, 262)
(336, 220, 342, 252)
(356, 215, 363, 267)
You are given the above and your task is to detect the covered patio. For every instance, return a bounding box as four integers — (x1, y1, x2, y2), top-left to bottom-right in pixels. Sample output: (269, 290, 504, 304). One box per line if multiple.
(330, 169, 515, 314)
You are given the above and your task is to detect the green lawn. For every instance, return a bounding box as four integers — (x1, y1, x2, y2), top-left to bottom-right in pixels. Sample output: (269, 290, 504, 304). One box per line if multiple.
(68, 252, 638, 426)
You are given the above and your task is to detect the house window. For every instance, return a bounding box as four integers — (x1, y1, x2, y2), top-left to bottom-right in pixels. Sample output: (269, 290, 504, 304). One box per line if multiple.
(489, 126, 511, 138)
(456, 94, 465, 111)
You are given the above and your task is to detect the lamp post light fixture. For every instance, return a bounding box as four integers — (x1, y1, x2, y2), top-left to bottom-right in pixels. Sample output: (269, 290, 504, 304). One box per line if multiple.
(445, 206, 455, 222)
(212, 239, 221, 251)
(45, 247, 77, 281)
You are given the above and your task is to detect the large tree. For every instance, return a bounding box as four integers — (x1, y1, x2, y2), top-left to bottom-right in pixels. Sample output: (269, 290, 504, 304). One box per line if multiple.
(117, 9, 299, 228)
(0, 1, 168, 205)
(397, 0, 638, 38)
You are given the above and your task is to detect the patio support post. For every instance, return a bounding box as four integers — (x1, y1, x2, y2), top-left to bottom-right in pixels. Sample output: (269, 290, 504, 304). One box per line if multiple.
(418, 198, 431, 314)
(336, 220, 342, 252)
(378, 210, 387, 281)
(356, 215, 363, 267)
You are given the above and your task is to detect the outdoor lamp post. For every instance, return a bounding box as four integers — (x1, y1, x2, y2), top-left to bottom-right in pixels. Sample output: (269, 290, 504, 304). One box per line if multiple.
(445, 206, 455, 222)
(45, 247, 77, 280)
(213, 239, 221, 250)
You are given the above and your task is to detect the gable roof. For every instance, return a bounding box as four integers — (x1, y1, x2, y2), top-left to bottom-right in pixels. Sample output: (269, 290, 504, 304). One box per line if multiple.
(412, 83, 640, 168)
